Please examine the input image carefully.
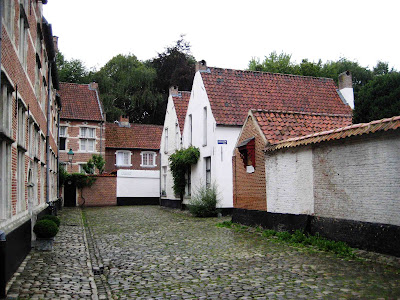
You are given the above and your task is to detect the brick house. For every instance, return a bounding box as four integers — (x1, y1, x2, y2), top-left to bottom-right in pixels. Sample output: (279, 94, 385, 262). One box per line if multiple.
(233, 110, 352, 211)
(177, 61, 352, 211)
(105, 119, 163, 205)
(160, 87, 190, 207)
(58, 82, 105, 206)
(0, 1, 60, 296)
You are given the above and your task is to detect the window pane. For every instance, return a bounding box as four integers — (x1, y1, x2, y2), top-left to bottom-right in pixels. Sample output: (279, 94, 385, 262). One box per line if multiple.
(123, 152, 129, 165)
(88, 139, 94, 151)
(60, 137, 66, 151)
(81, 139, 86, 151)
(80, 127, 86, 137)
(88, 128, 95, 138)
(60, 126, 66, 136)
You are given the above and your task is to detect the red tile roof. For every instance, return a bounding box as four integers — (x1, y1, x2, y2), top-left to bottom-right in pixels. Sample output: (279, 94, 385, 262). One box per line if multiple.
(266, 115, 400, 151)
(173, 91, 191, 134)
(59, 82, 103, 121)
(252, 110, 352, 145)
(201, 68, 352, 126)
(105, 123, 163, 150)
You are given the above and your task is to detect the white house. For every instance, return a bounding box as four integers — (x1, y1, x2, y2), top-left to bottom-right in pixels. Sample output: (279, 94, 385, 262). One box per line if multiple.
(178, 61, 353, 210)
(160, 87, 191, 208)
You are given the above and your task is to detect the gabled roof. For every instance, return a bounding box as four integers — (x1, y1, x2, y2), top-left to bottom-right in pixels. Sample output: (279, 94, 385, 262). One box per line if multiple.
(251, 110, 353, 145)
(200, 67, 352, 126)
(106, 123, 163, 150)
(266, 115, 400, 152)
(59, 82, 103, 121)
(172, 91, 191, 134)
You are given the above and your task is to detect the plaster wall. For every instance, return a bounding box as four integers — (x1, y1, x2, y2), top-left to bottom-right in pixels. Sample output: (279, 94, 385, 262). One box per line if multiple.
(117, 170, 160, 198)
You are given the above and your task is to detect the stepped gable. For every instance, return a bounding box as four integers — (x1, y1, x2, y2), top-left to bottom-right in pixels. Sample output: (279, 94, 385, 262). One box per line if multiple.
(59, 82, 103, 121)
(200, 67, 352, 126)
(106, 122, 163, 149)
(172, 91, 191, 134)
(252, 110, 353, 145)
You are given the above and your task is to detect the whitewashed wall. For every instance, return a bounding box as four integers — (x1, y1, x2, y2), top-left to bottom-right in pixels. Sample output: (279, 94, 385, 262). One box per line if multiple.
(182, 72, 240, 208)
(117, 170, 160, 198)
(265, 132, 400, 226)
(266, 147, 314, 214)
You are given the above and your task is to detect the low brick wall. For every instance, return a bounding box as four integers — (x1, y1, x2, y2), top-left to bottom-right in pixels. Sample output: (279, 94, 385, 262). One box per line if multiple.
(80, 175, 117, 207)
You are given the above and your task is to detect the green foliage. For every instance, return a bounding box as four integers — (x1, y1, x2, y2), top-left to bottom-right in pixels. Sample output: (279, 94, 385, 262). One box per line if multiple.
(189, 183, 219, 217)
(82, 154, 105, 174)
(353, 72, 400, 123)
(169, 146, 200, 199)
(59, 171, 96, 189)
(40, 215, 60, 227)
(59, 165, 68, 187)
(92, 54, 164, 124)
(249, 51, 295, 74)
(262, 229, 277, 238)
(33, 219, 59, 238)
(215, 221, 233, 228)
(56, 52, 92, 84)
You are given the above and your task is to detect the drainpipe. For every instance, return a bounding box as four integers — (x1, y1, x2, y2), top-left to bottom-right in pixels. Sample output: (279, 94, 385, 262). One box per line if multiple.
(56, 105, 60, 198)
(46, 61, 52, 205)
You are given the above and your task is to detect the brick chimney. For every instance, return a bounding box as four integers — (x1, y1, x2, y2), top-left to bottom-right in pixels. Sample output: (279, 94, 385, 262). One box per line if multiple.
(169, 86, 179, 97)
(196, 60, 207, 72)
(89, 82, 99, 91)
(53, 36, 59, 53)
(338, 71, 354, 109)
(119, 116, 130, 127)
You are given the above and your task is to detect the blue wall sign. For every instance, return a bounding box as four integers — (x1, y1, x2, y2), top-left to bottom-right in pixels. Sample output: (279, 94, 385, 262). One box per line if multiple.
(218, 140, 227, 144)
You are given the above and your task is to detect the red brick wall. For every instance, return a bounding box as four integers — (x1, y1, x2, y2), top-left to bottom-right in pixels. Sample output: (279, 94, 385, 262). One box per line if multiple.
(105, 148, 161, 173)
(79, 175, 117, 206)
(233, 116, 267, 211)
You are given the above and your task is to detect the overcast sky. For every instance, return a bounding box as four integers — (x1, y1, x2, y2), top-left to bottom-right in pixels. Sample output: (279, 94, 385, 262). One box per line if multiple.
(43, 0, 400, 72)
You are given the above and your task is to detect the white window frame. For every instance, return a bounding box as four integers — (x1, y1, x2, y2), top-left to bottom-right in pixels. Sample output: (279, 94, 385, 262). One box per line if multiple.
(17, 102, 26, 148)
(0, 82, 13, 138)
(2, 0, 14, 38)
(18, 14, 28, 70)
(164, 128, 168, 153)
(162, 166, 167, 196)
(59, 126, 67, 151)
(175, 122, 179, 150)
(80, 127, 95, 152)
(140, 151, 157, 168)
(115, 150, 132, 167)
(0, 140, 11, 220)
(188, 114, 192, 145)
(205, 157, 211, 188)
(203, 107, 207, 146)
(17, 150, 25, 213)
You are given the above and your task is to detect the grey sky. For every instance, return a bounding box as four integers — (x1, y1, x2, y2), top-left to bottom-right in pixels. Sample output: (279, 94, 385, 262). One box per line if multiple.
(44, 0, 400, 72)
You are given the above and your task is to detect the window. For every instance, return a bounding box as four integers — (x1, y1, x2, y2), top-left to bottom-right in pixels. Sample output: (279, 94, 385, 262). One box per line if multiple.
(2, 0, 14, 37)
(59, 126, 67, 151)
(28, 120, 34, 157)
(203, 107, 207, 146)
(40, 165, 45, 204)
(0, 140, 11, 220)
(187, 168, 191, 196)
(175, 123, 179, 150)
(0, 82, 13, 138)
(19, 11, 28, 69)
(116, 150, 131, 167)
(41, 135, 46, 162)
(205, 157, 211, 188)
(164, 128, 168, 153)
(17, 102, 26, 148)
(188, 114, 192, 145)
(35, 59, 41, 97)
(162, 166, 167, 196)
(79, 164, 87, 174)
(141, 151, 157, 167)
(17, 150, 25, 213)
(80, 127, 95, 152)
(237, 137, 256, 174)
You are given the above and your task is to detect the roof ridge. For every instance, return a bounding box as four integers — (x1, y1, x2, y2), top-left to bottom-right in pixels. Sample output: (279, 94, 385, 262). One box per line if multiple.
(207, 66, 336, 81)
(251, 109, 352, 118)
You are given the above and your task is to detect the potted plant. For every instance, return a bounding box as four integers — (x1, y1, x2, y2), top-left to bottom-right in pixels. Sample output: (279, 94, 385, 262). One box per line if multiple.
(33, 219, 59, 251)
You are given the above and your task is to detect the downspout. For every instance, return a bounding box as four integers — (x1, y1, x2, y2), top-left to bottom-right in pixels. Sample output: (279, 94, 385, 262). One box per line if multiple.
(56, 104, 60, 198)
(46, 61, 52, 205)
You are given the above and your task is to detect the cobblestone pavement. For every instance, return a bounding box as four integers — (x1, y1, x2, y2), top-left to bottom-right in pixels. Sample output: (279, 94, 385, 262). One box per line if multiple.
(7, 208, 97, 299)
(6, 206, 400, 299)
(85, 206, 400, 299)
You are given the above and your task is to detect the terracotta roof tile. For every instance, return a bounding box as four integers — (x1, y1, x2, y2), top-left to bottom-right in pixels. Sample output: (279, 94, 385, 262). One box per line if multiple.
(252, 110, 352, 145)
(105, 123, 163, 149)
(201, 68, 352, 126)
(59, 82, 103, 121)
(266, 115, 400, 151)
(172, 91, 190, 134)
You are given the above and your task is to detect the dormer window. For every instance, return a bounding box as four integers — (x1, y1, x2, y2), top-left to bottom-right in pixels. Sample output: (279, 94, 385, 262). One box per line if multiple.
(237, 137, 255, 173)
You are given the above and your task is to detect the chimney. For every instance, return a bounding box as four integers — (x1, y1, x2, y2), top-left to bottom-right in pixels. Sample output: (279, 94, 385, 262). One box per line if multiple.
(52, 36, 59, 53)
(169, 86, 179, 97)
(195, 60, 207, 72)
(119, 115, 130, 127)
(338, 71, 354, 109)
(89, 82, 99, 91)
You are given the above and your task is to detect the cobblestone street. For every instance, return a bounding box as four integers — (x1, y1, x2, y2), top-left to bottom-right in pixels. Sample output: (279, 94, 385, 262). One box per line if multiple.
(6, 206, 400, 299)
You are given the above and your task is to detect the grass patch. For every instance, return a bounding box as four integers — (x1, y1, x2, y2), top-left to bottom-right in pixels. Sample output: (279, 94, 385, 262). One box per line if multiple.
(216, 221, 356, 259)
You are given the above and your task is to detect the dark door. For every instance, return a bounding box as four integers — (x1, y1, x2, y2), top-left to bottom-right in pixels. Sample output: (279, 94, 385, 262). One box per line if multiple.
(64, 180, 76, 207)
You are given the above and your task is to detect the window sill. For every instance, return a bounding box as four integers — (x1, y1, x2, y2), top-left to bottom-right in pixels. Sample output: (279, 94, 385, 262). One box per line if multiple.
(140, 165, 157, 168)
(115, 164, 132, 167)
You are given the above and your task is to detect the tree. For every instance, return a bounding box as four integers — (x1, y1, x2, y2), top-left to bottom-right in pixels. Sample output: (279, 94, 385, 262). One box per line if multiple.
(56, 52, 91, 83)
(92, 54, 163, 124)
(82, 154, 105, 175)
(248, 51, 296, 74)
(353, 72, 400, 123)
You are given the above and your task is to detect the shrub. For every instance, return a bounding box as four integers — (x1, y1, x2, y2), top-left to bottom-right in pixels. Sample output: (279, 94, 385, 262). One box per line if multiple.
(34, 220, 59, 238)
(40, 215, 60, 227)
(189, 183, 219, 217)
(262, 229, 277, 238)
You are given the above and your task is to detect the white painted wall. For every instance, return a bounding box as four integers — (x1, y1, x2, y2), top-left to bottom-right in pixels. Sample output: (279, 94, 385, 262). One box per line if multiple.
(117, 169, 160, 198)
(182, 72, 241, 208)
(160, 94, 183, 201)
(340, 87, 354, 109)
(266, 147, 314, 214)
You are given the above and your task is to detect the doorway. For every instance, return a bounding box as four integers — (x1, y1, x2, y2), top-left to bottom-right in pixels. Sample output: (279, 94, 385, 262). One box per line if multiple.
(64, 180, 76, 207)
